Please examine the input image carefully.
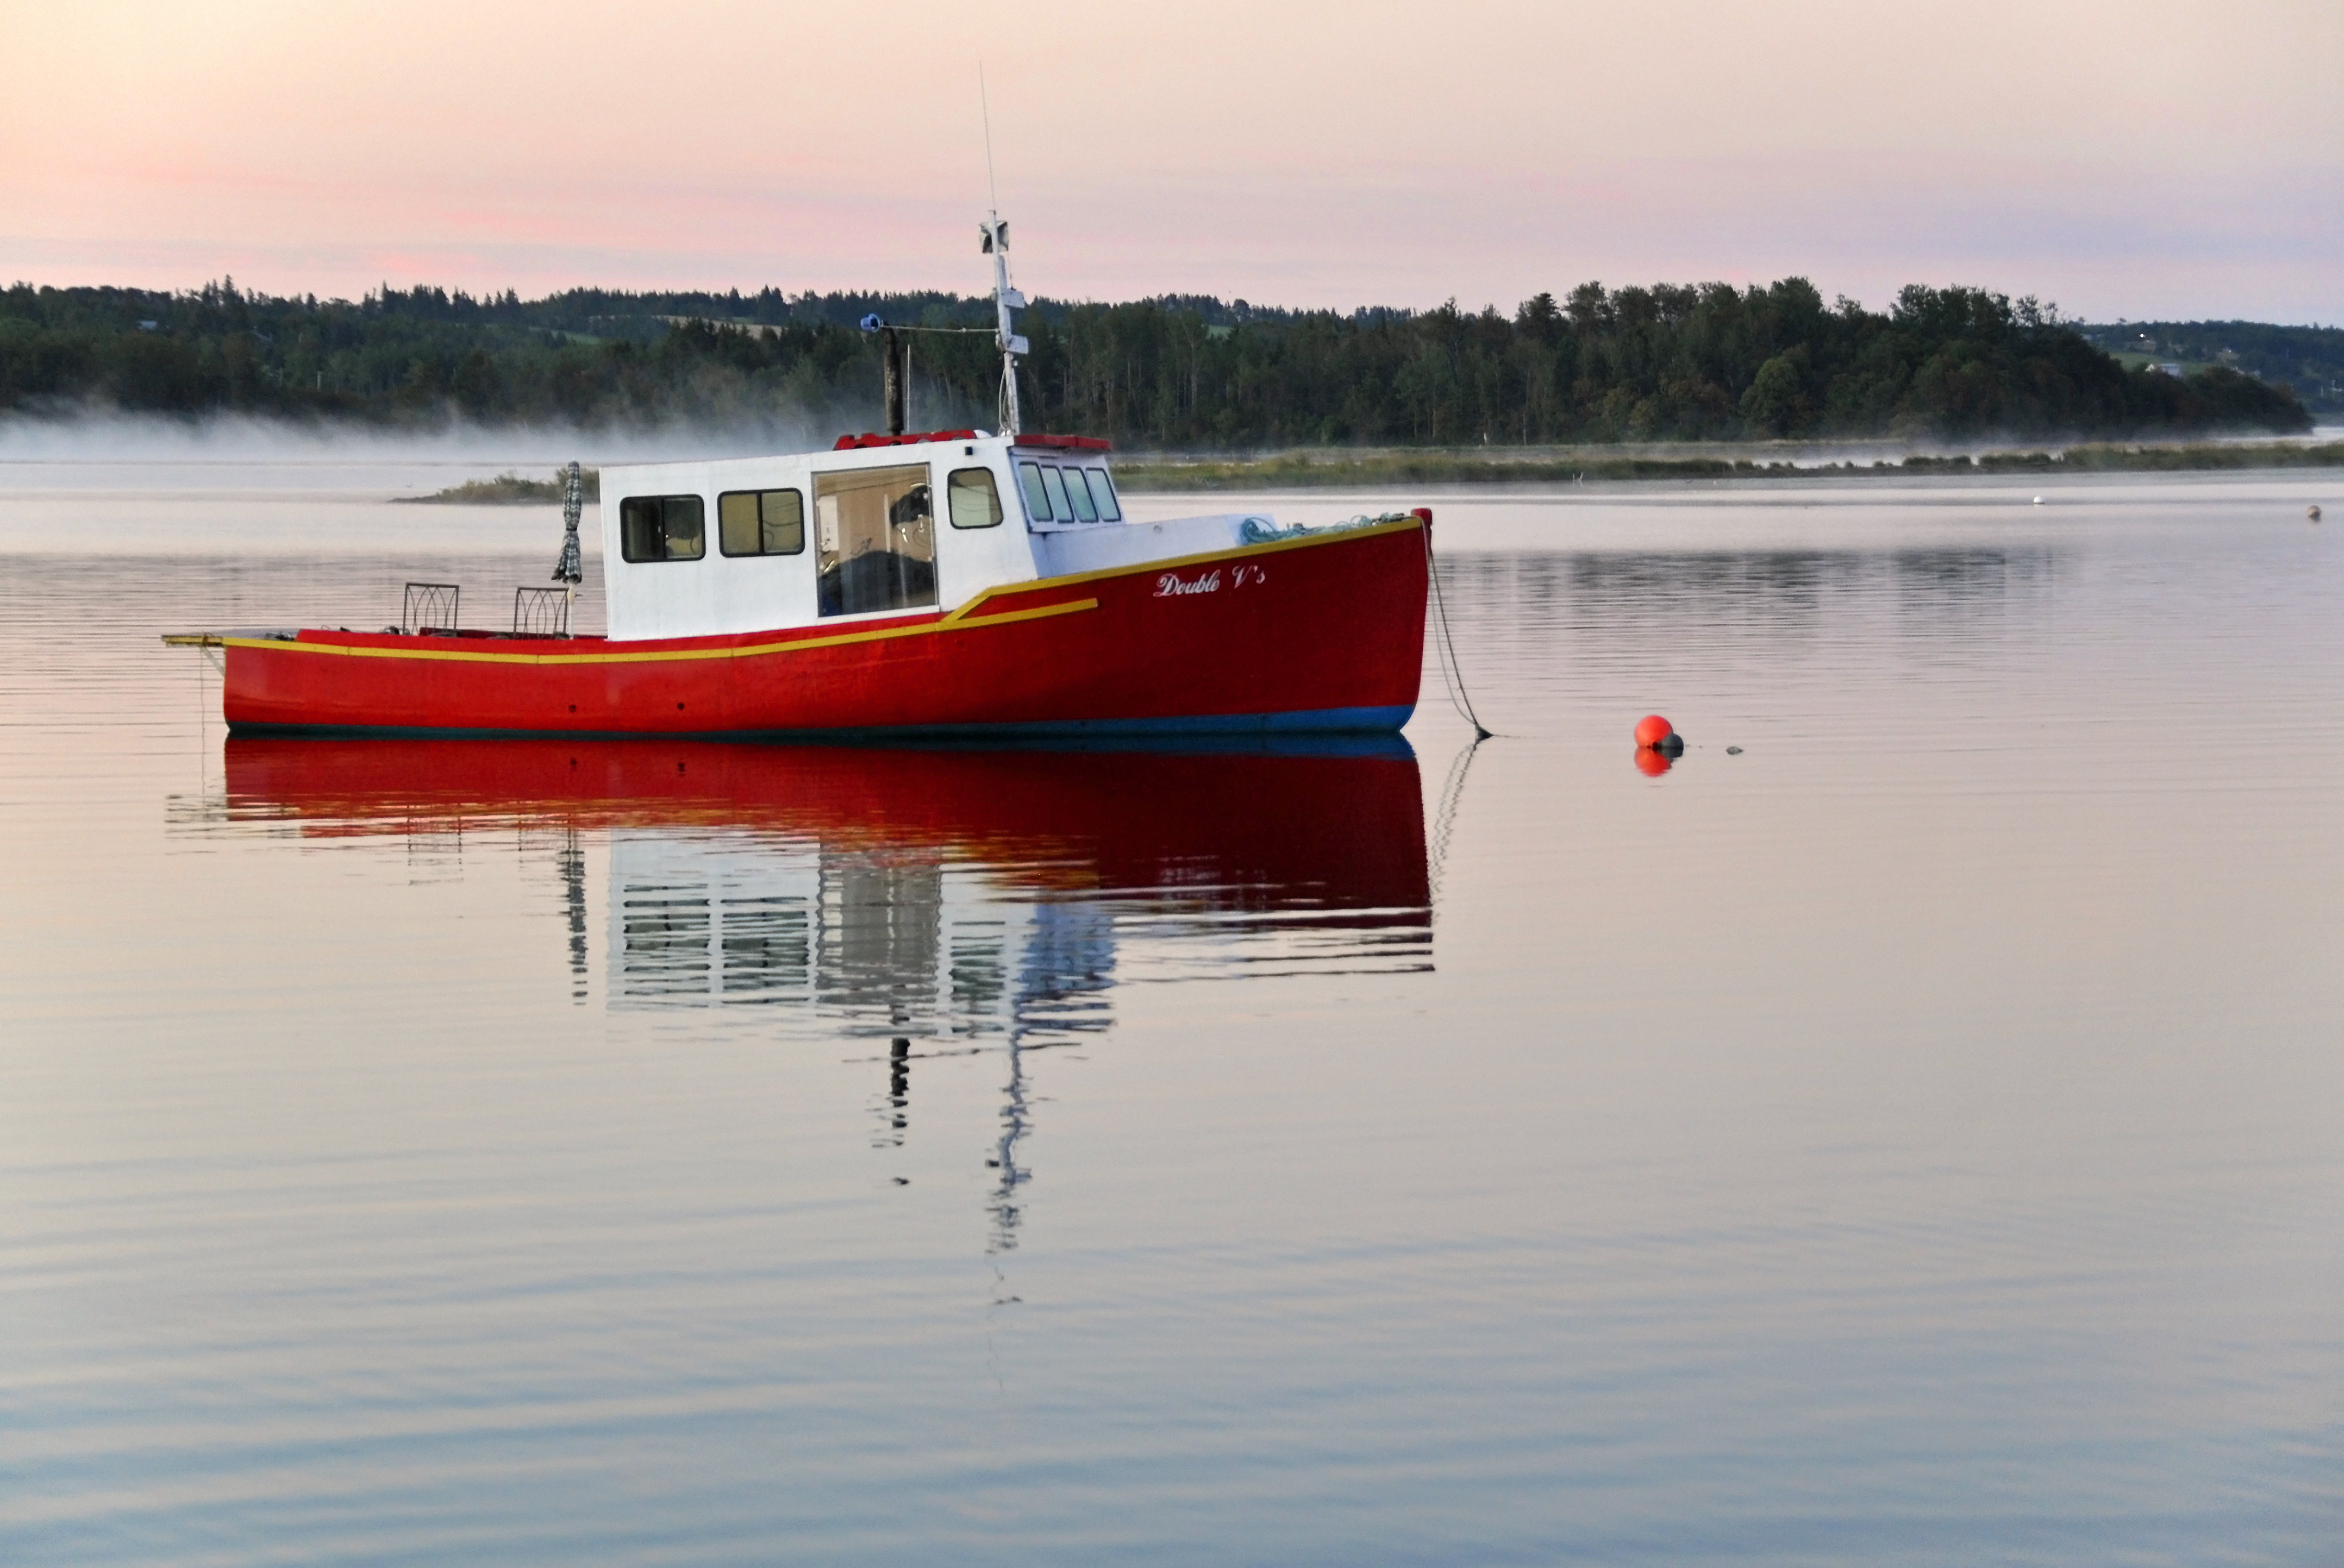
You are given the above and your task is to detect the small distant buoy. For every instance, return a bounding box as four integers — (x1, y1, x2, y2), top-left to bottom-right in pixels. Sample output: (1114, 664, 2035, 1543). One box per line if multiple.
(2311, 505, 2324, 522)
(1634, 747, 1673, 777)
(1726, 745, 1743, 755)
(1635, 714, 1674, 749)
(2032, 496, 2045, 506)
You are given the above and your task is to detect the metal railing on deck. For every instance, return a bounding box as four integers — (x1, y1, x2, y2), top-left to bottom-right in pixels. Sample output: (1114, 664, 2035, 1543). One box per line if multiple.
(403, 582, 460, 634)
(512, 587, 571, 637)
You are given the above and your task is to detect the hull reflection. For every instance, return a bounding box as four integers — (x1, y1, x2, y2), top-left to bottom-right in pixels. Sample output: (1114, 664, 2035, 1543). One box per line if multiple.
(216, 737, 1433, 1026)
(218, 736, 1429, 939)
(214, 736, 1432, 1248)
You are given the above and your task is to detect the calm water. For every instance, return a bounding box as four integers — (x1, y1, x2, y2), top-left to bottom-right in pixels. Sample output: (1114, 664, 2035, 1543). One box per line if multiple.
(2, 465, 2340, 1564)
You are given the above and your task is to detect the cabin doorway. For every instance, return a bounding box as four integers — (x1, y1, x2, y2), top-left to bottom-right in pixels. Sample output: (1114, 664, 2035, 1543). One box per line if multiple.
(814, 464, 936, 617)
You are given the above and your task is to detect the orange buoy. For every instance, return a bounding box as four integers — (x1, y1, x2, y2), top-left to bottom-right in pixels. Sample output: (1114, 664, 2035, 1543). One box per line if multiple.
(1635, 714, 1674, 749)
(1634, 747, 1673, 776)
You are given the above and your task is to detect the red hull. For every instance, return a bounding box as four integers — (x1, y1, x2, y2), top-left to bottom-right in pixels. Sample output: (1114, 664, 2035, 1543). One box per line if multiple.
(222, 516, 1428, 736)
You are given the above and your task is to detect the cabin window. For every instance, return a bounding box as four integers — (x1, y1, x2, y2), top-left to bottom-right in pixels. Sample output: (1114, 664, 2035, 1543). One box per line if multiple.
(1017, 460, 1052, 520)
(1084, 465, 1123, 520)
(947, 467, 1004, 529)
(1037, 463, 1074, 522)
(620, 494, 705, 562)
(718, 487, 806, 556)
(813, 463, 936, 617)
(1060, 467, 1101, 522)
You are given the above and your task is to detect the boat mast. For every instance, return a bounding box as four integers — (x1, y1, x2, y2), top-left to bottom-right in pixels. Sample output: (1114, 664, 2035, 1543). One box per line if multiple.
(984, 216, 1027, 437)
(978, 70, 1026, 436)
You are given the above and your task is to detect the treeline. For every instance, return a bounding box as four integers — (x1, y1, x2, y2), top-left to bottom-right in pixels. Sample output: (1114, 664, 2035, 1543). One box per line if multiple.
(0, 275, 2312, 444)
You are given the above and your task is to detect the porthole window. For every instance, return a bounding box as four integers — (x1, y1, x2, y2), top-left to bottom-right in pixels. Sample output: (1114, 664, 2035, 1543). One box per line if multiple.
(620, 495, 705, 562)
(947, 467, 1005, 529)
(718, 487, 806, 556)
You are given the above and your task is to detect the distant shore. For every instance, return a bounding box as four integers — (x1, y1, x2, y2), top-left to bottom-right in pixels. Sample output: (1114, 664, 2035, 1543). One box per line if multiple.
(1111, 440, 2344, 491)
(393, 441, 2344, 505)
(395, 469, 601, 504)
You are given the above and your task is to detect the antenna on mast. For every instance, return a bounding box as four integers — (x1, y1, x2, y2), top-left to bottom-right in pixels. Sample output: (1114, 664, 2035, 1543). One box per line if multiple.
(980, 65, 1001, 217)
(978, 65, 1026, 436)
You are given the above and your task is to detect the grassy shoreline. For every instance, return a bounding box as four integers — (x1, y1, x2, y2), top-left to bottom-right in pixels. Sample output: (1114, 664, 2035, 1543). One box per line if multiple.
(1111, 441, 2344, 491)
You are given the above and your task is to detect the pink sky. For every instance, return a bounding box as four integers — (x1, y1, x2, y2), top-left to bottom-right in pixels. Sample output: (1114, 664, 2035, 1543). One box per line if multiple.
(3, 0, 2337, 322)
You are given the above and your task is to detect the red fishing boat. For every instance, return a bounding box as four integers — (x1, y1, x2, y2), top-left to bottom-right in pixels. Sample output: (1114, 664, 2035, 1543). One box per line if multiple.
(167, 214, 1432, 738)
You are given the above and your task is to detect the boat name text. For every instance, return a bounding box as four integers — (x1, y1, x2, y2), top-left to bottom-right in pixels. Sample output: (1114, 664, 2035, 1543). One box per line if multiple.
(1155, 564, 1267, 598)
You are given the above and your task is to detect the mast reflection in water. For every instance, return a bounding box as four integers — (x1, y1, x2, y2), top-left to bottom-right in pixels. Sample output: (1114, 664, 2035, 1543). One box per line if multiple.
(208, 737, 1434, 1248)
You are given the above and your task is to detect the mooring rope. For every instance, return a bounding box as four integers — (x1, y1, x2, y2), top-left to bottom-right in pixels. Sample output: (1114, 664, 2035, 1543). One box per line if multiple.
(1422, 525, 1492, 739)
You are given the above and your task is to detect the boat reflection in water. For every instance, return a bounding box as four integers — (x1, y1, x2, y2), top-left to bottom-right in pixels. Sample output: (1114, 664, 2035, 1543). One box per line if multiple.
(212, 736, 1433, 1246)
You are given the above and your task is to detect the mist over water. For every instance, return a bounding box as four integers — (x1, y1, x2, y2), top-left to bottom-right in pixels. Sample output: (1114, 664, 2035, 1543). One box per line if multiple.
(2, 463, 2340, 1564)
(0, 409, 918, 494)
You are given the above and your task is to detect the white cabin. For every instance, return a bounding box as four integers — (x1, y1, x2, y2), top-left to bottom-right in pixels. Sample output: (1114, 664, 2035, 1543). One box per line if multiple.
(597, 432, 1270, 642)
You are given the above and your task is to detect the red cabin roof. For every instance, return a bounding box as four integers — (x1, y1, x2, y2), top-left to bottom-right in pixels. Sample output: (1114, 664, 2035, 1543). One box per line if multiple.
(1012, 433, 1113, 451)
(832, 429, 980, 450)
(829, 430, 1112, 452)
